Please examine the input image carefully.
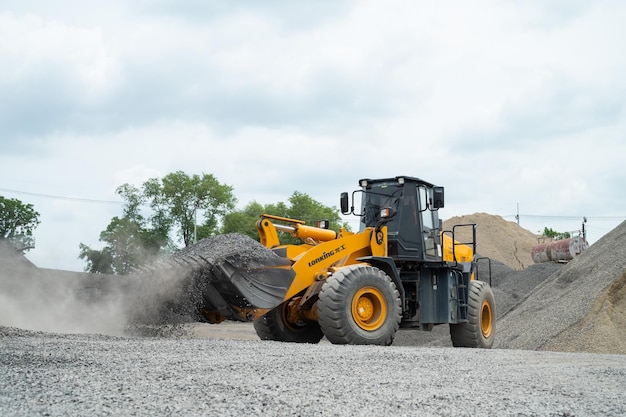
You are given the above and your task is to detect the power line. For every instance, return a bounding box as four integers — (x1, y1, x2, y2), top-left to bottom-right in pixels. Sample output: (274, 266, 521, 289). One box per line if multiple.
(0, 187, 124, 205)
(503, 214, 624, 222)
(2, 186, 625, 222)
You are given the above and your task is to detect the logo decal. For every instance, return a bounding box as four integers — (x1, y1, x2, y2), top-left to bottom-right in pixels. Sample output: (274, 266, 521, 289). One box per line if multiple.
(308, 244, 346, 267)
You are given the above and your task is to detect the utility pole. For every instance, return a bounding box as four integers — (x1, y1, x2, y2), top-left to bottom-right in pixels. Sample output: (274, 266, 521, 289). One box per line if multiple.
(193, 202, 198, 244)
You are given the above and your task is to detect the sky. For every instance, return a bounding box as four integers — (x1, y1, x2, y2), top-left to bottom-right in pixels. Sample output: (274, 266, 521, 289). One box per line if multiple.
(1, 1, 624, 272)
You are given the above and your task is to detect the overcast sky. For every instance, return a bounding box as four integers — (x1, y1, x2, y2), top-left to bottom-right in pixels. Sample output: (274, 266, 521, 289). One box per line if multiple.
(1, 1, 624, 271)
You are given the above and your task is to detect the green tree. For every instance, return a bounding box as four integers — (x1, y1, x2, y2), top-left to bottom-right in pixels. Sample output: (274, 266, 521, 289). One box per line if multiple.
(0, 195, 40, 252)
(78, 243, 114, 274)
(116, 183, 172, 253)
(79, 184, 171, 274)
(541, 227, 571, 240)
(80, 171, 237, 274)
(285, 191, 342, 229)
(281, 191, 346, 244)
(143, 171, 236, 246)
(222, 201, 266, 240)
(222, 191, 348, 244)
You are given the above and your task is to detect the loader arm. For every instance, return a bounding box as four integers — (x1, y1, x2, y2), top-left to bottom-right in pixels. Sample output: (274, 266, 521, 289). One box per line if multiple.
(256, 214, 388, 301)
(256, 214, 338, 248)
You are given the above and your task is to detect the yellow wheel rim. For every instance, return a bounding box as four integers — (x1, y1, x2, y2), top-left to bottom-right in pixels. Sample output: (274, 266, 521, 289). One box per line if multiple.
(480, 299, 493, 338)
(281, 300, 305, 333)
(351, 287, 387, 331)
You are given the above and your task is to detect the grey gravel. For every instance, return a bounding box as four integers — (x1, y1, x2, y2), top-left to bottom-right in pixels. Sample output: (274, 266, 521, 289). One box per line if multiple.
(174, 232, 280, 264)
(1, 326, 625, 417)
(495, 221, 626, 351)
(127, 233, 282, 326)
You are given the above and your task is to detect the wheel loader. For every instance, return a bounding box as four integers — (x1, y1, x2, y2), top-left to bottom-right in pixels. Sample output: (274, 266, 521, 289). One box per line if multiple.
(187, 175, 495, 347)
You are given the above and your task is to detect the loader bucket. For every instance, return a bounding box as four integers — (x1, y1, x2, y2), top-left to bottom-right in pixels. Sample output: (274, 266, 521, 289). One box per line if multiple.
(209, 253, 295, 311)
(165, 234, 296, 323)
(190, 252, 295, 322)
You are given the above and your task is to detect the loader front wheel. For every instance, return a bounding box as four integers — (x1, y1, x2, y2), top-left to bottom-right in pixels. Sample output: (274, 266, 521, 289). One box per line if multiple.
(450, 280, 495, 348)
(318, 265, 401, 346)
(253, 301, 323, 343)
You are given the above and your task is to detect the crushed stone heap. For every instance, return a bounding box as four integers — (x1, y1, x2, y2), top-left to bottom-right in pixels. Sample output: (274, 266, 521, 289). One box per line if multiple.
(495, 220, 626, 354)
(126, 233, 282, 328)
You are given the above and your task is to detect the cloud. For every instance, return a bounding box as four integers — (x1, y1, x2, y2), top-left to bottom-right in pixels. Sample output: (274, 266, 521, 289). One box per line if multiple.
(0, 5, 394, 141)
(130, 0, 352, 31)
(0, 12, 121, 141)
(451, 79, 624, 154)
(0, 1, 624, 270)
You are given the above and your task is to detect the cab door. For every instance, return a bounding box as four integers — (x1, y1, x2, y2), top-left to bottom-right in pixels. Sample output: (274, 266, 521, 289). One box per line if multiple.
(418, 186, 438, 259)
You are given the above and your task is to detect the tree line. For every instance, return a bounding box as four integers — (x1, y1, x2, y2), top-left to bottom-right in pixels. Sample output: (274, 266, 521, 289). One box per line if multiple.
(0, 171, 345, 274)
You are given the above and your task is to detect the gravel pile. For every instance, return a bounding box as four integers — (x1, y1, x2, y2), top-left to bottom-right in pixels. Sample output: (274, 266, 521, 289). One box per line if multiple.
(128, 233, 282, 325)
(495, 220, 626, 353)
(542, 269, 626, 354)
(174, 233, 280, 264)
(490, 261, 564, 316)
(2, 325, 626, 417)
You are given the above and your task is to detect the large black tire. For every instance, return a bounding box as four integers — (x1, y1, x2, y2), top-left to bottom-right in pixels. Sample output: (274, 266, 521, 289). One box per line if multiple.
(253, 301, 324, 343)
(317, 265, 402, 346)
(450, 280, 496, 348)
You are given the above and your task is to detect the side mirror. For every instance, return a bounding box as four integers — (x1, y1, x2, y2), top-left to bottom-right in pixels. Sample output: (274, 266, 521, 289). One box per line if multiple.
(340, 192, 350, 214)
(432, 186, 444, 209)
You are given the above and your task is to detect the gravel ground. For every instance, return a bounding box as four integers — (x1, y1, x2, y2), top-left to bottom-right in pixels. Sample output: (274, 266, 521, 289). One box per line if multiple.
(1, 326, 625, 417)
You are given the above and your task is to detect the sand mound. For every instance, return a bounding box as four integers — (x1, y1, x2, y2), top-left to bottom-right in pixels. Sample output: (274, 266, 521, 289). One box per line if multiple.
(443, 213, 539, 270)
(495, 220, 626, 354)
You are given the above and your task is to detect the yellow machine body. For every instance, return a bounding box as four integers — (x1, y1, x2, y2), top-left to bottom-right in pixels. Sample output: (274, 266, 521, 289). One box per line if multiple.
(249, 214, 476, 320)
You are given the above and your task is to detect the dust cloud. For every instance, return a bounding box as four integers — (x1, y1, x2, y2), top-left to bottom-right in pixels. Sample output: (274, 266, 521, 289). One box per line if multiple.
(0, 234, 274, 336)
(0, 241, 197, 335)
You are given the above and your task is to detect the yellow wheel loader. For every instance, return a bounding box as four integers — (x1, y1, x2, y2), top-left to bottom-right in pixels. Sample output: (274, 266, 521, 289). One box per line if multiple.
(188, 176, 495, 347)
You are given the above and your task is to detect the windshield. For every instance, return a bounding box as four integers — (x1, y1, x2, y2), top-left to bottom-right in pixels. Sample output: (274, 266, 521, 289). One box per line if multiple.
(359, 183, 402, 230)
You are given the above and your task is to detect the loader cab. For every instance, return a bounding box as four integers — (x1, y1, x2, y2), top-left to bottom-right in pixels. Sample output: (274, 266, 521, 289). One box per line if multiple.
(343, 176, 444, 263)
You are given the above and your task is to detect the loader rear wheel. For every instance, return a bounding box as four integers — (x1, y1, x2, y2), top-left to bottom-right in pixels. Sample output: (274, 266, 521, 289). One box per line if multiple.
(318, 265, 401, 346)
(253, 301, 323, 343)
(450, 280, 495, 348)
